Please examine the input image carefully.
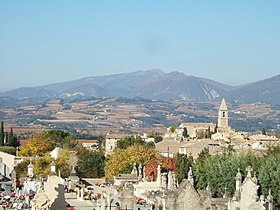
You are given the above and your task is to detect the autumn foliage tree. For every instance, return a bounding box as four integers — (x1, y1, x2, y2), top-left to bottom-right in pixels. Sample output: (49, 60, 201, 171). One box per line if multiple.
(55, 149, 72, 178)
(19, 134, 54, 157)
(17, 130, 76, 178)
(15, 149, 72, 178)
(33, 154, 53, 177)
(105, 144, 160, 178)
(18, 130, 77, 157)
(14, 159, 29, 178)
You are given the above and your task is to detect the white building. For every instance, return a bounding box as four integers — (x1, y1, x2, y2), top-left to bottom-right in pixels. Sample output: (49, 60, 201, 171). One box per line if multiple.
(105, 133, 129, 156)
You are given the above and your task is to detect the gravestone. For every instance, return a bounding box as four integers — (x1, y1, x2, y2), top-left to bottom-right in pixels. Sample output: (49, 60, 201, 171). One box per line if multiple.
(119, 184, 135, 210)
(31, 188, 51, 210)
(44, 175, 67, 210)
(32, 175, 67, 210)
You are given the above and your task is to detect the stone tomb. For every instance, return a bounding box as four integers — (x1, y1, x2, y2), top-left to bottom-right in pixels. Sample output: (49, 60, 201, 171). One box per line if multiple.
(31, 175, 67, 210)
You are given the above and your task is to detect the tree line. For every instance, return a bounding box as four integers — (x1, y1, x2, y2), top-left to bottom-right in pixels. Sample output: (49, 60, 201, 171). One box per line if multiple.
(0, 121, 20, 155)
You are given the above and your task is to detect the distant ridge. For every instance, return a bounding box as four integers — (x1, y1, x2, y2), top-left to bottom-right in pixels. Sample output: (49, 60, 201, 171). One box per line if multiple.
(1, 70, 280, 104)
(225, 74, 280, 104)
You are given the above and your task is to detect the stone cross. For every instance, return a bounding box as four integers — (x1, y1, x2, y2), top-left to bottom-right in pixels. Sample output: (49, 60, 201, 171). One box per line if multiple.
(131, 163, 137, 174)
(143, 166, 146, 181)
(188, 167, 194, 186)
(168, 171, 174, 190)
(138, 163, 142, 178)
(223, 186, 227, 198)
(157, 165, 161, 183)
(245, 166, 253, 178)
(70, 163, 77, 176)
(28, 158, 34, 178)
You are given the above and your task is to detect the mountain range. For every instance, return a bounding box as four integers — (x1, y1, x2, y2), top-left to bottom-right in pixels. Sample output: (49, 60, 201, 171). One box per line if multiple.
(1, 69, 280, 104)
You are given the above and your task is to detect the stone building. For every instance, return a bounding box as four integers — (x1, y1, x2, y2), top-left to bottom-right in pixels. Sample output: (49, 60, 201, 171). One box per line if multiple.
(218, 98, 229, 131)
(105, 133, 129, 156)
(0, 151, 23, 178)
(178, 123, 216, 139)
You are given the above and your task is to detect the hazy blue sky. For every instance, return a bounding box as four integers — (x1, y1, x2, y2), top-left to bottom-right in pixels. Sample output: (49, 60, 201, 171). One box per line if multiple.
(1, 0, 280, 91)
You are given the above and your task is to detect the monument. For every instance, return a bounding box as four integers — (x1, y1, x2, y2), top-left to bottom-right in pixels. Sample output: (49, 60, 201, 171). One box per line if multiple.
(31, 175, 67, 210)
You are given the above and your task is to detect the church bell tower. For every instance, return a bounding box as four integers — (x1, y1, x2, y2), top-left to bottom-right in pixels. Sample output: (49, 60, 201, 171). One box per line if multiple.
(218, 98, 228, 130)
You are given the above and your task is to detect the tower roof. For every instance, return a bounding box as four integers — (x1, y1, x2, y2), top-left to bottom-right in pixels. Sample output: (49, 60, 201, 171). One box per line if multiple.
(219, 98, 228, 111)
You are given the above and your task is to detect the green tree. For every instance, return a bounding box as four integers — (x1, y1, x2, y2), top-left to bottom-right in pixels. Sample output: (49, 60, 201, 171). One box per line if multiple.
(194, 154, 237, 196)
(196, 147, 210, 163)
(214, 124, 218, 133)
(0, 146, 16, 155)
(0, 121, 4, 146)
(174, 153, 193, 183)
(116, 136, 143, 149)
(14, 159, 29, 178)
(193, 147, 211, 190)
(194, 151, 262, 198)
(42, 130, 76, 148)
(207, 126, 211, 139)
(258, 146, 280, 204)
(55, 149, 72, 178)
(33, 155, 52, 177)
(154, 135, 163, 143)
(12, 134, 20, 148)
(146, 141, 155, 148)
(76, 149, 105, 178)
(262, 128, 266, 135)
(182, 127, 188, 138)
(8, 128, 13, 146)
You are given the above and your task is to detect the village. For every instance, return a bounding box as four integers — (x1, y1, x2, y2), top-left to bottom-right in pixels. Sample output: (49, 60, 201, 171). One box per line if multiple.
(1, 0, 280, 209)
(0, 99, 279, 210)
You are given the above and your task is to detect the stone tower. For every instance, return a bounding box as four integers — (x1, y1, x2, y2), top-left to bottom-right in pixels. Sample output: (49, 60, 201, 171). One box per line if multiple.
(218, 98, 228, 129)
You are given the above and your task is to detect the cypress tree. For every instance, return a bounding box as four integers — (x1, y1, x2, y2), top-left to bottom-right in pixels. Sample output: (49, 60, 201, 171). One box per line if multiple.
(12, 134, 19, 148)
(183, 127, 188, 138)
(0, 121, 4, 146)
(207, 126, 211, 139)
(262, 128, 266, 135)
(5, 132, 8, 145)
(8, 127, 13, 146)
(214, 124, 218, 133)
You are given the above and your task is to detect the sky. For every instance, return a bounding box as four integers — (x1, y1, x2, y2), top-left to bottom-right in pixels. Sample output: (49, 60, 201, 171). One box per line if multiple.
(0, 0, 280, 91)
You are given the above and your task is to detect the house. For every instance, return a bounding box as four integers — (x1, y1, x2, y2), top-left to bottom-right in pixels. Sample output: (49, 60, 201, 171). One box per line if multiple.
(179, 122, 215, 139)
(105, 133, 129, 156)
(76, 140, 99, 150)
